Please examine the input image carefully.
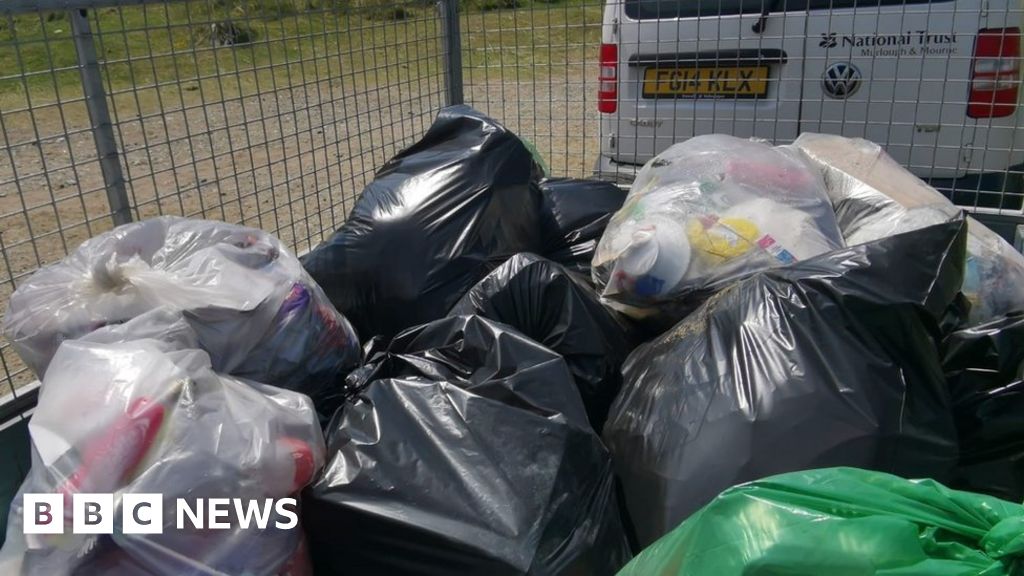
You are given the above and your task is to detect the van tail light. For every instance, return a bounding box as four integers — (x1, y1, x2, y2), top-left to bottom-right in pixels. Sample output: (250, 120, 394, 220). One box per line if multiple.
(598, 43, 618, 113)
(968, 27, 1020, 118)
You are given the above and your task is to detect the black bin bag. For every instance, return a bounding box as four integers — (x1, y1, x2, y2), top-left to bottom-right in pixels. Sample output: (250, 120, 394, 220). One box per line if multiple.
(537, 178, 626, 273)
(304, 315, 632, 576)
(942, 312, 1024, 502)
(451, 253, 637, 431)
(300, 105, 545, 339)
(602, 219, 967, 547)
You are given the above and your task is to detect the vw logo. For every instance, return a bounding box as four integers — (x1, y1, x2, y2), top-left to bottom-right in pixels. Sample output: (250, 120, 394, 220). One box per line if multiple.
(822, 62, 862, 99)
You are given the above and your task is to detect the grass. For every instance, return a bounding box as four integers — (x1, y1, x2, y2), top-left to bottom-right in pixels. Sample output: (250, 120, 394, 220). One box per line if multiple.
(0, 0, 602, 115)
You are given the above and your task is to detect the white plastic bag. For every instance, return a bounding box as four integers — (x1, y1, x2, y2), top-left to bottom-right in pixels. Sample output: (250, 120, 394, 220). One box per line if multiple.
(592, 135, 843, 316)
(2, 217, 359, 414)
(793, 132, 1024, 324)
(0, 324, 324, 576)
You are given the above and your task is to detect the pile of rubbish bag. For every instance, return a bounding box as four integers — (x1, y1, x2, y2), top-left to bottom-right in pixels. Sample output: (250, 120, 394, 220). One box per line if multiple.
(793, 132, 1024, 325)
(0, 313, 324, 575)
(3, 105, 1024, 576)
(2, 216, 361, 420)
(0, 219, 357, 574)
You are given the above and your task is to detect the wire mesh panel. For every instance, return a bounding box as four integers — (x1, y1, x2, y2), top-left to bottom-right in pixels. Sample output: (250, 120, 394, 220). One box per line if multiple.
(461, 0, 1024, 218)
(0, 0, 447, 416)
(460, 0, 605, 177)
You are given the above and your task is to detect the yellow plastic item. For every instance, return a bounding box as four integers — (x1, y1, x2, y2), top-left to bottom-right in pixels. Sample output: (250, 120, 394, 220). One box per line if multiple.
(687, 217, 760, 263)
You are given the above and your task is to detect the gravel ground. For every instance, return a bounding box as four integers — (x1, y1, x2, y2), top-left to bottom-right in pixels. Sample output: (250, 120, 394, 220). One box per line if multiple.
(0, 69, 598, 393)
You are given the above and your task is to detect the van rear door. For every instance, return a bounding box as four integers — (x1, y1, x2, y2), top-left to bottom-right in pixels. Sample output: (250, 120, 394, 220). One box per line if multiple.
(605, 0, 808, 166)
(799, 0, 980, 178)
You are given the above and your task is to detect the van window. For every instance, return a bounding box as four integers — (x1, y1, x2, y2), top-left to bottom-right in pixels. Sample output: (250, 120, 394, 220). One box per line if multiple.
(625, 0, 951, 20)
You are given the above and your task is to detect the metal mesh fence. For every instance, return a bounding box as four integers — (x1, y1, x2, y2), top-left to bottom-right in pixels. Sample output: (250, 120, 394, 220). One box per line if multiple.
(460, 0, 604, 177)
(0, 0, 448, 415)
(2, 0, 1024, 416)
(460, 0, 1024, 213)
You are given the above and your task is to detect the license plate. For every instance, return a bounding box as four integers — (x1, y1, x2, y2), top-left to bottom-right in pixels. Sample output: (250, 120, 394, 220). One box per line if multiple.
(642, 66, 769, 99)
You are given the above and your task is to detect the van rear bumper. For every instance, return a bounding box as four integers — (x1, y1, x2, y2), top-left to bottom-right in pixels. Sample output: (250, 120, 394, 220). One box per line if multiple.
(592, 155, 641, 186)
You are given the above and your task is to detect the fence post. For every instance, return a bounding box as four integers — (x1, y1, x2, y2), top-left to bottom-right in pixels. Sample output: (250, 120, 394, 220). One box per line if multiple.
(70, 8, 132, 226)
(438, 0, 464, 106)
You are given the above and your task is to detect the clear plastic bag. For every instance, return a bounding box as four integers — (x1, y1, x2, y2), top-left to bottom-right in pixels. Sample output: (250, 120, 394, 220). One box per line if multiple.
(963, 223, 1024, 324)
(793, 132, 1024, 325)
(73, 307, 197, 350)
(0, 324, 325, 576)
(1, 216, 360, 418)
(593, 135, 843, 319)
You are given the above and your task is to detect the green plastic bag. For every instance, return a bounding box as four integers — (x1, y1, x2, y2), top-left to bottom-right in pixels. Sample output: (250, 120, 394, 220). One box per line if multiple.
(617, 467, 1024, 576)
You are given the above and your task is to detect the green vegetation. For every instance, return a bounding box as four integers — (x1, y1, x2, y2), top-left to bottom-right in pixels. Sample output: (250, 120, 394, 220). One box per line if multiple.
(467, 0, 523, 11)
(0, 0, 601, 114)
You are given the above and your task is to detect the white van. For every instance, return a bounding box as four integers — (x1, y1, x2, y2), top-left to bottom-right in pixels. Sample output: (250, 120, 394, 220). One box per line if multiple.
(595, 0, 1024, 214)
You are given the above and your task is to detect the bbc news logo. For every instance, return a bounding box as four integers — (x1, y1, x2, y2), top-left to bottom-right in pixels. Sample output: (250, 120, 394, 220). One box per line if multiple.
(23, 494, 299, 535)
